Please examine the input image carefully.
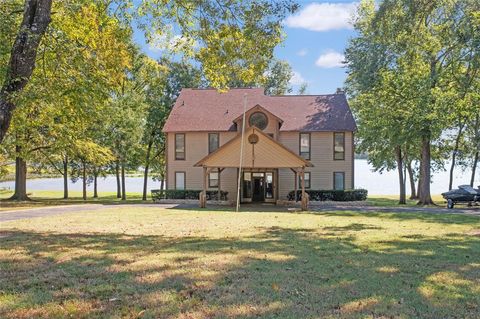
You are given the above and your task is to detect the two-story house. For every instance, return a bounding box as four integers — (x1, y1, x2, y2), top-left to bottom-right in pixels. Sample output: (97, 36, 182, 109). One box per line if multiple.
(162, 87, 357, 205)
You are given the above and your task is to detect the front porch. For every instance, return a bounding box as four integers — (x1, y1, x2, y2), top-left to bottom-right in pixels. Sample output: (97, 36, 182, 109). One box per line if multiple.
(195, 127, 313, 210)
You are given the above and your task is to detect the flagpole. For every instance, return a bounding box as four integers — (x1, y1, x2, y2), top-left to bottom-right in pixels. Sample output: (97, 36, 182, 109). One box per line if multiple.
(236, 94, 247, 212)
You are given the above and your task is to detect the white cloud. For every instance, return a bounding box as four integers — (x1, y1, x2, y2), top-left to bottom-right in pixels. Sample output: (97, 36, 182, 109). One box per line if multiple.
(315, 50, 345, 68)
(285, 2, 357, 32)
(148, 25, 196, 52)
(149, 34, 186, 52)
(290, 71, 306, 85)
(297, 49, 308, 56)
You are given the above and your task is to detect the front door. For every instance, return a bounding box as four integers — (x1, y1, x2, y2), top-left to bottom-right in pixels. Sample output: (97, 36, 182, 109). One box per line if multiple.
(252, 175, 265, 202)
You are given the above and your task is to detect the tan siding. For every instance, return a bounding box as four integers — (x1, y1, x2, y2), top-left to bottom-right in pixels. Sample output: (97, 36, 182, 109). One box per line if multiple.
(167, 130, 354, 202)
(196, 128, 309, 169)
(167, 132, 238, 199)
(278, 131, 353, 199)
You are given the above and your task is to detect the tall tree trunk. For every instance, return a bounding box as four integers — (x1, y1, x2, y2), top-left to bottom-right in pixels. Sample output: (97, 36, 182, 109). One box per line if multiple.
(416, 175, 422, 199)
(93, 170, 98, 198)
(448, 124, 465, 190)
(142, 140, 153, 201)
(406, 160, 417, 199)
(121, 162, 126, 201)
(395, 146, 406, 204)
(82, 161, 87, 200)
(471, 151, 479, 187)
(0, 0, 53, 143)
(10, 146, 28, 201)
(418, 137, 433, 205)
(471, 115, 480, 187)
(115, 161, 121, 198)
(63, 156, 68, 199)
(160, 176, 165, 191)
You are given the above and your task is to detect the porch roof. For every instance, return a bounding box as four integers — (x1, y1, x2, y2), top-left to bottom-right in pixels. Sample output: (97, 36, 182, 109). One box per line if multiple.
(194, 127, 313, 169)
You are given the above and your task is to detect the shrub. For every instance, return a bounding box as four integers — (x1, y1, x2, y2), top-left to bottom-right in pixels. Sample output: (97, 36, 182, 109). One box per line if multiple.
(287, 189, 368, 201)
(151, 189, 228, 201)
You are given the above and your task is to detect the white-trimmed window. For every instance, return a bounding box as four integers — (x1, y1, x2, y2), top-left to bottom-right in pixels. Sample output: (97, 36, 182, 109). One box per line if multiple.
(209, 170, 219, 187)
(334, 132, 345, 160)
(175, 133, 185, 160)
(175, 172, 185, 190)
(334, 172, 345, 190)
(208, 133, 219, 154)
(298, 172, 311, 189)
(300, 133, 311, 160)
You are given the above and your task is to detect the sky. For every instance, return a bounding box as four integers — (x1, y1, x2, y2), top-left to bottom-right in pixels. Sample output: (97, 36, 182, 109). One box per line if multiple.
(135, 0, 357, 95)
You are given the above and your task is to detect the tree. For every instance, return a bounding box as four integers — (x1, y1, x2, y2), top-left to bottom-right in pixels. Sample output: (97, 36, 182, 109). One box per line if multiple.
(1, 0, 297, 143)
(105, 52, 148, 201)
(297, 82, 308, 95)
(69, 140, 113, 200)
(0, 0, 52, 143)
(346, 0, 480, 204)
(227, 59, 294, 94)
(141, 58, 205, 200)
(263, 60, 294, 95)
(1, 1, 133, 200)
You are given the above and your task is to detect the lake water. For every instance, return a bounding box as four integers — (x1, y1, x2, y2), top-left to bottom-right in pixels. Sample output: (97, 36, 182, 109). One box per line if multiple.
(0, 159, 479, 195)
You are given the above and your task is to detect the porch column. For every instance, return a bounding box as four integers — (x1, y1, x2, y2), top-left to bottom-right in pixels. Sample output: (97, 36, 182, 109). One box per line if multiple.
(218, 168, 224, 201)
(290, 168, 298, 202)
(200, 166, 207, 208)
(300, 167, 308, 211)
(294, 169, 298, 202)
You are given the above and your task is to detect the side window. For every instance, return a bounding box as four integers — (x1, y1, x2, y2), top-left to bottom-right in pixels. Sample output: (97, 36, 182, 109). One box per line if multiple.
(334, 132, 345, 160)
(175, 172, 186, 190)
(298, 172, 311, 189)
(175, 133, 185, 160)
(208, 170, 219, 187)
(299, 133, 311, 160)
(334, 172, 345, 190)
(208, 133, 219, 154)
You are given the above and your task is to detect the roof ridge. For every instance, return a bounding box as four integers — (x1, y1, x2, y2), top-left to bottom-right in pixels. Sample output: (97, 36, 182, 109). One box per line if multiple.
(187, 87, 265, 90)
(271, 93, 343, 97)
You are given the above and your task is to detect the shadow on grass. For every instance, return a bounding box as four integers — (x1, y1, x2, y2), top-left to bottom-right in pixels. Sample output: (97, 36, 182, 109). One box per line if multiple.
(1, 226, 479, 318)
(319, 210, 480, 226)
(0, 194, 151, 210)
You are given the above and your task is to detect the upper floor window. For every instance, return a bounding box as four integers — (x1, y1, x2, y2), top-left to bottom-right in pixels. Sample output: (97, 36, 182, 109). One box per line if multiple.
(249, 112, 268, 130)
(175, 133, 185, 160)
(334, 172, 345, 190)
(334, 132, 345, 160)
(299, 133, 310, 160)
(208, 133, 219, 154)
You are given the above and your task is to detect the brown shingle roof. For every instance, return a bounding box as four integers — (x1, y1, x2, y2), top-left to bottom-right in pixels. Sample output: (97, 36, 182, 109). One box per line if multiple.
(162, 88, 357, 132)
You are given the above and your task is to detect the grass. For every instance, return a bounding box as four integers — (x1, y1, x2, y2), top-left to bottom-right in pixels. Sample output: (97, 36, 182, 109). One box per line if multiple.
(1, 206, 479, 318)
(366, 194, 445, 207)
(0, 190, 149, 211)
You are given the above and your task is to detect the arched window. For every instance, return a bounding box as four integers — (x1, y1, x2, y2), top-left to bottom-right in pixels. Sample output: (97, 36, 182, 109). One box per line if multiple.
(249, 112, 268, 130)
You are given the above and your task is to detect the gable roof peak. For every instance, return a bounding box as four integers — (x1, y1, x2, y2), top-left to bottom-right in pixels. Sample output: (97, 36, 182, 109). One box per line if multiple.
(232, 103, 284, 123)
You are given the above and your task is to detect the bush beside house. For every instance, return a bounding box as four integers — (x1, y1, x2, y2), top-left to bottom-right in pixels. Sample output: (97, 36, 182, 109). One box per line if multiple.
(288, 189, 368, 201)
(151, 190, 228, 201)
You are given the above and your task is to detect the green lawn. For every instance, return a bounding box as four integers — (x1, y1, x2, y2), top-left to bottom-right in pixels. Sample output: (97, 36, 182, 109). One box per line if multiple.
(1, 206, 479, 318)
(366, 194, 446, 207)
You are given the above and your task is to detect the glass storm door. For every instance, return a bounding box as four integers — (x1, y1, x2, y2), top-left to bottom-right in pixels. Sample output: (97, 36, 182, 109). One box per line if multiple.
(252, 173, 265, 202)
